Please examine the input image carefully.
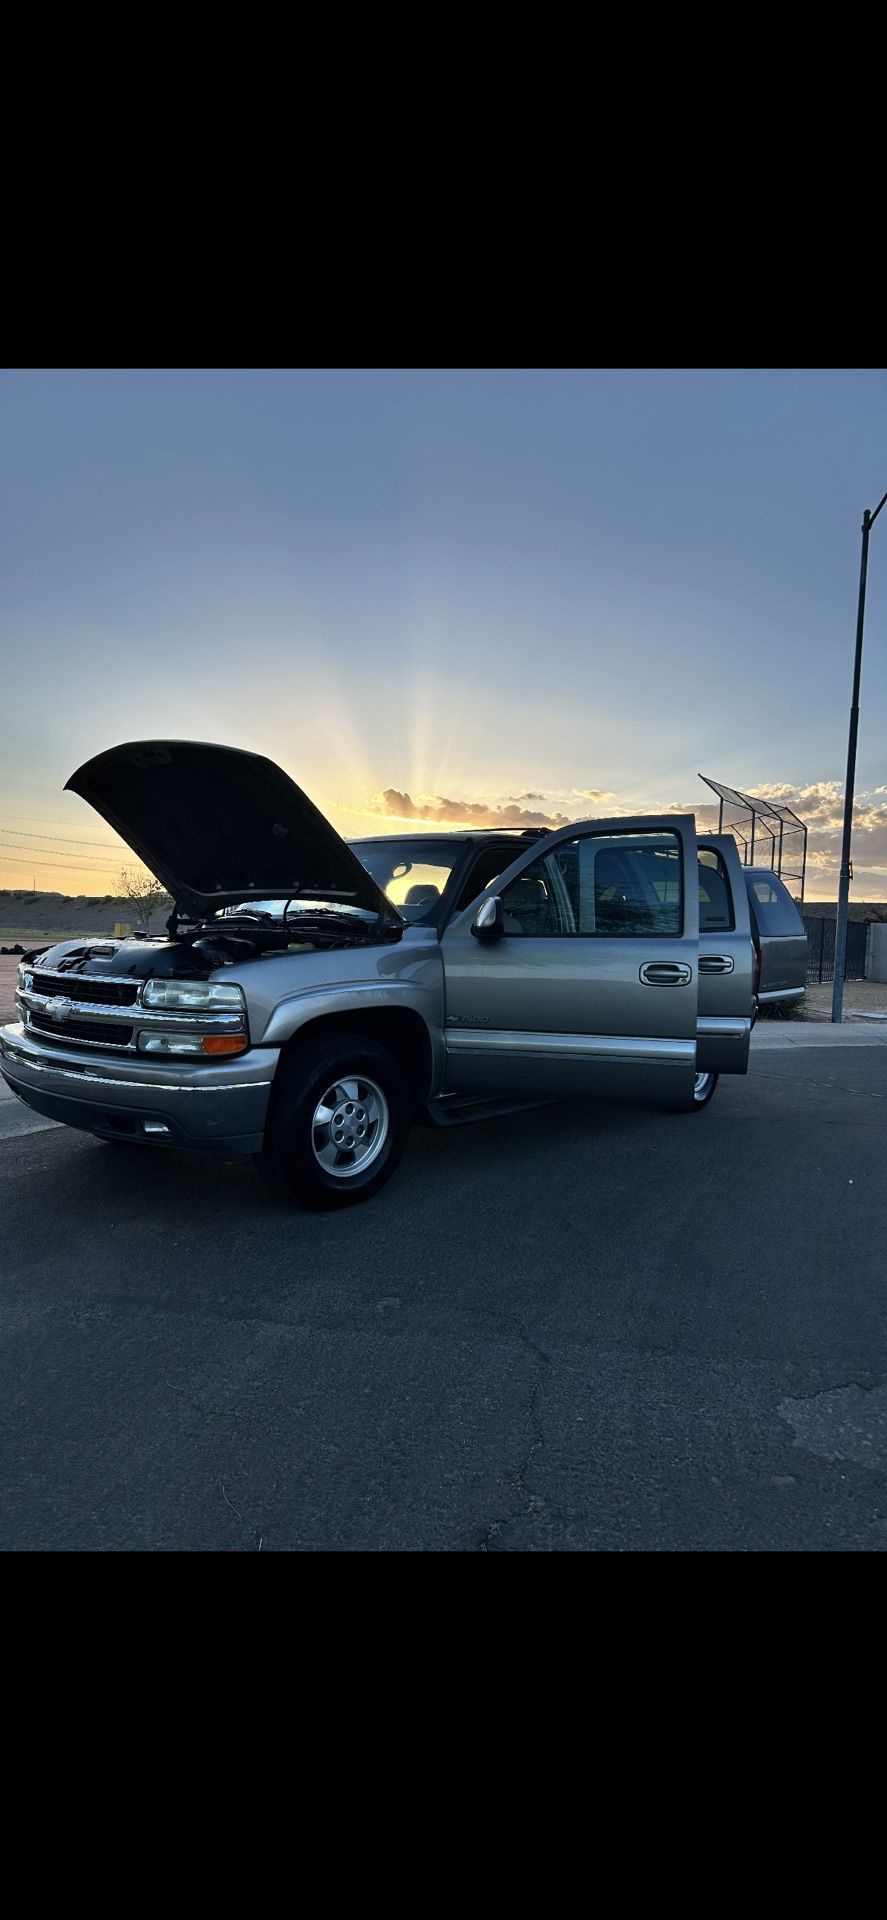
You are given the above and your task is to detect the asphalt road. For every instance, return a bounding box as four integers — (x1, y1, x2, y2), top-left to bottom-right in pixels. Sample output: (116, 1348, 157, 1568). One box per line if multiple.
(2, 1041, 886, 1551)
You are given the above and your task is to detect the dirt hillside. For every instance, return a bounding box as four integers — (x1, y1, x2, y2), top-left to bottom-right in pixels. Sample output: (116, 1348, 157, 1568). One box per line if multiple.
(0, 890, 167, 943)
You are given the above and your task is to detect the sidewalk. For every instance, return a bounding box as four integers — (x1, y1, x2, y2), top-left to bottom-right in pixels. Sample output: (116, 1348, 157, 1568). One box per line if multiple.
(751, 1022, 887, 1048)
(802, 980, 887, 1019)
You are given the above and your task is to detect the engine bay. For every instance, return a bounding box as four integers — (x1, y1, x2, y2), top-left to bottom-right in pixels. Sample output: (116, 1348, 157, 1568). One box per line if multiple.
(31, 908, 402, 983)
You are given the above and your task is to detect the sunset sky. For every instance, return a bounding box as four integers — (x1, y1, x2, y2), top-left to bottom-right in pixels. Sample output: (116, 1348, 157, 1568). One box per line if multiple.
(1, 367, 885, 899)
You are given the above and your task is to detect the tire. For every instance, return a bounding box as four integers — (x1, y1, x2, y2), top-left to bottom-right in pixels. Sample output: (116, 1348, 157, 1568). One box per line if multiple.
(255, 1033, 410, 1210)
(687, 1070, 719, 1111)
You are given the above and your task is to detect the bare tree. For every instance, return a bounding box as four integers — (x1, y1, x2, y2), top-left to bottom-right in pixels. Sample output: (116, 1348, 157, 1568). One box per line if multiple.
(116, 868, 170, 934)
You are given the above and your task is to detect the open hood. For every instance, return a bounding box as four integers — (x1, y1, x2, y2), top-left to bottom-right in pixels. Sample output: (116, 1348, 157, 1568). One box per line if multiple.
(66, 740, 401, 923)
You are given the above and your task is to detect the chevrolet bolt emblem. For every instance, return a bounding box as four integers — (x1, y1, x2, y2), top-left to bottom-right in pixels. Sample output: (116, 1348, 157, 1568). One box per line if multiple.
(50, 998, 73, 1021)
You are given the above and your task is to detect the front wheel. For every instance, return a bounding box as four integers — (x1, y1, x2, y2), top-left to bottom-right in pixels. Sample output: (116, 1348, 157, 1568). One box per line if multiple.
(255, 1034, 410, 1209)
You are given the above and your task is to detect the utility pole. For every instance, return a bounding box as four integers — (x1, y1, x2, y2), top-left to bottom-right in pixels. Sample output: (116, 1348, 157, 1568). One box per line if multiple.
(832, 487, 887, 1021)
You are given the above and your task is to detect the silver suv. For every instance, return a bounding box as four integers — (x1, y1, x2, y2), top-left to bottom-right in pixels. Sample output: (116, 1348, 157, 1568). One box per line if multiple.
(0, 740, 805, 1209)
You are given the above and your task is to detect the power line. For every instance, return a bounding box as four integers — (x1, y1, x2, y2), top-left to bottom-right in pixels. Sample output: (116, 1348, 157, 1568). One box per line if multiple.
(0, 813, 121, 834)
(0, 843, 119, 870)
(0, 844, 122, 864)
(0, 805, 121, 825)
(0, 848, 124, 871)
(0, 860, 119, 879)
(0, 825, 125, 849)
(1, 860, 117, 875)
(0, 863, 120, 880)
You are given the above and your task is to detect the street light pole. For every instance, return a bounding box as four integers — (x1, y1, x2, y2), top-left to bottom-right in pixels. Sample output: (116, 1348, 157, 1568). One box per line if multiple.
(832, 487, 887, 1022)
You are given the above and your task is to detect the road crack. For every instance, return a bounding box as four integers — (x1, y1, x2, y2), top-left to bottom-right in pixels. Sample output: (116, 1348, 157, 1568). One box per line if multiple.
(754, 1068, 887, 1103)
(478, 1317, 550, 1551)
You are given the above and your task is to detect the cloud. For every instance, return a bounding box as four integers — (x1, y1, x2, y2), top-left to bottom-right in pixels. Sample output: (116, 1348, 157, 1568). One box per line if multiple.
(670, 780, 887, 893)
(754, 780, 842, 805)
(666, 801, 722, 831)
(749, 780, 845, 825)
(365, 777, 887, 894)
(368, 788, 571, 830)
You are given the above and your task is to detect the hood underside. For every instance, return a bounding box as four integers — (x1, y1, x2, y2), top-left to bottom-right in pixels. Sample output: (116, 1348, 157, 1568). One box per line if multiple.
(66, 740, 399, 923)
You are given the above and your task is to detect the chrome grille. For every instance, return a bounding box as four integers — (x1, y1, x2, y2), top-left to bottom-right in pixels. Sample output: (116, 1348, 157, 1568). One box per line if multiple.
(29, 1010, 134, 1047)
(32, 971, 139, 1007)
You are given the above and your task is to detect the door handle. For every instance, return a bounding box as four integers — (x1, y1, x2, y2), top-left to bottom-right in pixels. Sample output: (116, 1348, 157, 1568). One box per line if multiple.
(639, 962, 692, 986)
(698, 954, 734, 975)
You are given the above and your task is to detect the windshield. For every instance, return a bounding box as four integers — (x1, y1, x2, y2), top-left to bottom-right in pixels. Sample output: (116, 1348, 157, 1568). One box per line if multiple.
(213, 899, 382, 929)
(350, 839, 463, 921)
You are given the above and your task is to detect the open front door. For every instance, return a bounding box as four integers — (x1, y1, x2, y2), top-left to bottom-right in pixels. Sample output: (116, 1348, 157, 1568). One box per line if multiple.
(441, 815, 699, 1108)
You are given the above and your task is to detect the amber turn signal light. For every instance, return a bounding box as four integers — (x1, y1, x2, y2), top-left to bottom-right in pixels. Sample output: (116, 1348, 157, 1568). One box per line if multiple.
(202, 1034, 248, 1056)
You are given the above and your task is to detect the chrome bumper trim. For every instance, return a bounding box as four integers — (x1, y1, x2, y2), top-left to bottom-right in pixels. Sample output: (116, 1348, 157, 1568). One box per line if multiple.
(0, 1026, 273, 1093)
(696, 1016, 752, 1039)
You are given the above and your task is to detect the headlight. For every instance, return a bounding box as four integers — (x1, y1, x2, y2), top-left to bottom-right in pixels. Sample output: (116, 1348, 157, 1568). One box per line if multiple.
(142, 979, 246, 1012)
(138, 1032, 207, 1055)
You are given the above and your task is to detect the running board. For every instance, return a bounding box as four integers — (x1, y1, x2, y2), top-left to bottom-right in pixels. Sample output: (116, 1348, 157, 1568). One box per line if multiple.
(422, 1092, 556, 1128)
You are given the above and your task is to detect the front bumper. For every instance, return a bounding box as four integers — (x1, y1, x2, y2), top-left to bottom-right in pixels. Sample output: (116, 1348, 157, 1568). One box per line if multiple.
(0, 1023, 279, 1153)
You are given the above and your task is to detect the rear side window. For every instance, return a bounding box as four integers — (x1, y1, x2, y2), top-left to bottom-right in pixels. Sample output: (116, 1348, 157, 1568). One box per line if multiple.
(747, 873, 804, 935)
(697, 851, 734, 932)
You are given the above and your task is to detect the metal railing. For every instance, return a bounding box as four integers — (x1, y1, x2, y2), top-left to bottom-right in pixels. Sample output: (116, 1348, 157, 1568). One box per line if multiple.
(803, 915, 867, 984)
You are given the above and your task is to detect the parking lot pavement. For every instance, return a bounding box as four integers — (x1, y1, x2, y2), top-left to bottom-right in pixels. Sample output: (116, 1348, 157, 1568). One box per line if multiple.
(2, 1042, 886, 1552)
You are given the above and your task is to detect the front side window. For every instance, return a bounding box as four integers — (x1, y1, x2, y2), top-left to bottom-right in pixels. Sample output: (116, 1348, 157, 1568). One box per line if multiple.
(499, 832, 683, 936)
(499, 857, 567, 935)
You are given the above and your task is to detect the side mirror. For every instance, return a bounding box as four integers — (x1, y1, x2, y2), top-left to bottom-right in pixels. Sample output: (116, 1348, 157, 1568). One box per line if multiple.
(471, 895, 504, 939)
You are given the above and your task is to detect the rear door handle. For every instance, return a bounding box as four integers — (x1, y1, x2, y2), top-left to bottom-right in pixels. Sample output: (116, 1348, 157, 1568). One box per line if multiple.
(698, 954, 735, 975)
(639, 962, 692, 986)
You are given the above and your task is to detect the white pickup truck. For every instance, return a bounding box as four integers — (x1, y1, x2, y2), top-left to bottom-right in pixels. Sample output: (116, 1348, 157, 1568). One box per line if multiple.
(0, 741, 807, 1208)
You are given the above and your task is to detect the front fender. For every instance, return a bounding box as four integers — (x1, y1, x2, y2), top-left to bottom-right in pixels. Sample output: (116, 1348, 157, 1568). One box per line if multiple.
(260, 982, 446, 1095)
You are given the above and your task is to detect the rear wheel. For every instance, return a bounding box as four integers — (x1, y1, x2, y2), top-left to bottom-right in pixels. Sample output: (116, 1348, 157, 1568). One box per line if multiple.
(690, 1070, 719, 1110)
(256, 1034, 410, 1209)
